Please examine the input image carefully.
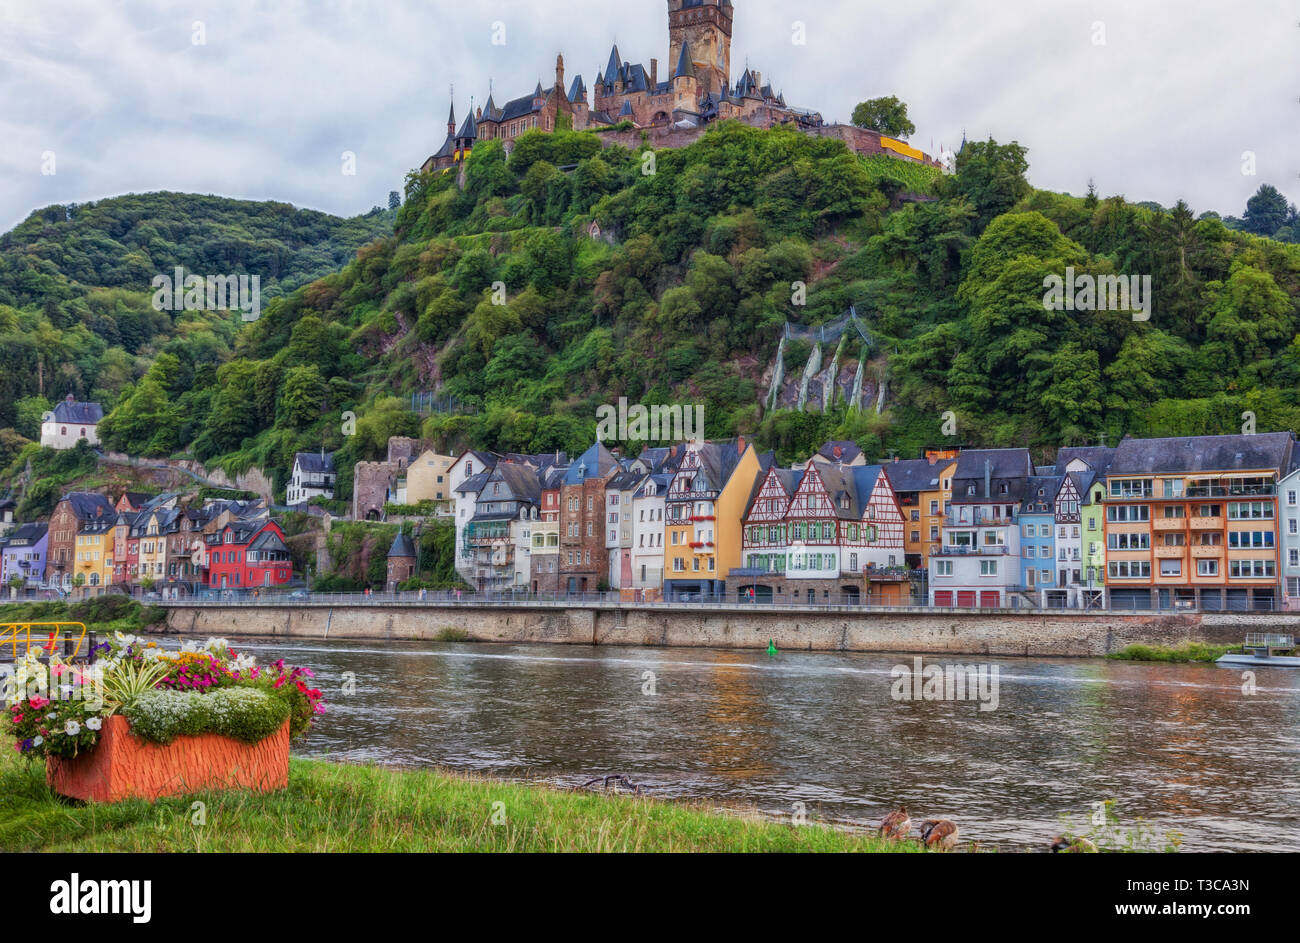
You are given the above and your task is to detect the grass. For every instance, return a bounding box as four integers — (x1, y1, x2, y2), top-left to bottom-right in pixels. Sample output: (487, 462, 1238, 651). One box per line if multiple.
(0, 597, 166, 640)
(434, 626, 470, 642)
(0, 751, 919, 852)
(1107, 642, 1242, 663)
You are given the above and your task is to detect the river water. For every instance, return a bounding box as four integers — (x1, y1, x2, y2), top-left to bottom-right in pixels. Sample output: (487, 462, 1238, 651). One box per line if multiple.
(229, 637, 1300, 851)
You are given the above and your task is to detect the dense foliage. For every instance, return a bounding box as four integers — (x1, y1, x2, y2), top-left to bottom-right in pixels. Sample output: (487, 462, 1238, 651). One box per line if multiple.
(3, 121, 1300, 496)
(0, 193, 394, 433)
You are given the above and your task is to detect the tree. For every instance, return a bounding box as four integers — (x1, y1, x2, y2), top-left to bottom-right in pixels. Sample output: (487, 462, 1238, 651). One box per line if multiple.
(1242, 184, 1289, 237)
(950, 138, 1032, 231)
(850, 96, 916, 139)
(388, 190, 401, 210)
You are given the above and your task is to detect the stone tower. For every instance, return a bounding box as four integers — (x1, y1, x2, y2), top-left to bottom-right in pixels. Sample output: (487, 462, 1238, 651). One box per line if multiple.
(667, 0, 732, 97)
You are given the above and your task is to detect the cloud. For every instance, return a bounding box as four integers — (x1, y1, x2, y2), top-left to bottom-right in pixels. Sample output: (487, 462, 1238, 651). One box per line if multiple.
(1, 0, 1295, 232)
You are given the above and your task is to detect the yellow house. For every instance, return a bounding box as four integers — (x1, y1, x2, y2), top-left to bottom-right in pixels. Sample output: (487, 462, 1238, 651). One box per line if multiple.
(403, 450, 457, 510)
(884, 450, 959, 567)
(663, 439, 761, 601)
(137, 510, 169, 581)
(75, 520, 114, 595)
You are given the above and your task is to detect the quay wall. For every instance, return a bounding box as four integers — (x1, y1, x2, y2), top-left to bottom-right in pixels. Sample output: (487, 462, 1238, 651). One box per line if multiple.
(159, 604, 1300, 657)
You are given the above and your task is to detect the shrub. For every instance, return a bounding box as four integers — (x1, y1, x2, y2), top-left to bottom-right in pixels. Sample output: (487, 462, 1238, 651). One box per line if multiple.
(124, 687, 290, 745)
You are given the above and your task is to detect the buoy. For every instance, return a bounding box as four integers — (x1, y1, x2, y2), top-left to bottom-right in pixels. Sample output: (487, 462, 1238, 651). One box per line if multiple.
(767, 639, 778, 656)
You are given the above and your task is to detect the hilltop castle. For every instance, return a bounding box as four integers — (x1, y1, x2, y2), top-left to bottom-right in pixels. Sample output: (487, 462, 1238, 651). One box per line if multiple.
(423, 1, 937, 174)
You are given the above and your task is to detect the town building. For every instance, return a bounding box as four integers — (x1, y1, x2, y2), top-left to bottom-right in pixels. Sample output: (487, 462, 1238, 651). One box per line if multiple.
(40, 395, 103, 450)
(884, 449, 960, 569)
(206, 519, 292, 591)
(1019, 475, 1062, 604)
(1279, 460, 1300, 609)
(664, 438, 760, 601)
(403, 449, 458, 512)
(0, 497, 15, 536)
(287, 451, 335, 507)
(387, 532, 417, 591)
(560, 443, 619, 594)
(463, 461, 541, 592)
(0, 523, 47, 590)
(630, 471, 674, 601)
(74, 517, 114, 595)
(605, 468, 647, 593)
(530, 464, 567, 594)
(47, 492, 114, 592)
(1102, 433, 1294, 610)
(929, 449, 1034, 608)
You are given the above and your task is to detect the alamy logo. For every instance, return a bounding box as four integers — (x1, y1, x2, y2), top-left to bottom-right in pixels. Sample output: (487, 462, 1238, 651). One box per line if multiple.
(595, 397, 703, 443)
(1042, 266, 1151, 321)
(49, 873, 151, 923)
(890, 657, 1000, 712)
(151, 267, 261, 321)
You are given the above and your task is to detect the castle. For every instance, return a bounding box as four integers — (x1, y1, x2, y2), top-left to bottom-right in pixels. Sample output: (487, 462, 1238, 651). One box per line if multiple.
(422, 1, 938, 173)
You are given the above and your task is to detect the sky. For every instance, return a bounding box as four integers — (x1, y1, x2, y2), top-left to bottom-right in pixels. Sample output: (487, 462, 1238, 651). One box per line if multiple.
(1, 0, 1296, 232)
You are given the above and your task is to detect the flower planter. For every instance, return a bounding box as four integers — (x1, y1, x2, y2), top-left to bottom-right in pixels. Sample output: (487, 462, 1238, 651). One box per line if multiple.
(46, 714, 289, 802)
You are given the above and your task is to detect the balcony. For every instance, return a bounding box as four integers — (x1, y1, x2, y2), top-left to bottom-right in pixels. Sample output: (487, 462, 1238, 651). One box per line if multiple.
(1155, 545, 1186, 559)
(930, 545, 1010, 556)
(1186, 484, 1275, 498)
(1190, 544, 1223, 558)
(1153, 517, 1186, 531)
(1189, 516, 1223, 530)
(943, 511, 1017, 527)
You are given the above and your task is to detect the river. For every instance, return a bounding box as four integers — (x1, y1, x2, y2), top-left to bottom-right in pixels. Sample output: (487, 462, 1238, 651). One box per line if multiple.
(228, 637, 1300, 851)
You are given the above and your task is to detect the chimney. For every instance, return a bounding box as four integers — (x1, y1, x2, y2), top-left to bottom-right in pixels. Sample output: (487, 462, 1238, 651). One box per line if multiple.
(650, 58, 658, 86)
(984, 459, 992, 499)
(754, 71, 762, 88)
(736, 435, 745, 454)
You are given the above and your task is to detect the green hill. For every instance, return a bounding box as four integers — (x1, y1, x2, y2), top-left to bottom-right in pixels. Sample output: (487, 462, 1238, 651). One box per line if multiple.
(4, 121, 1300, 507)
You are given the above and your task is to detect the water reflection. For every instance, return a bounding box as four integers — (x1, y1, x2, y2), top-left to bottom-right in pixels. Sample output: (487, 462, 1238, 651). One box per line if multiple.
(226, 637, 1300, 851)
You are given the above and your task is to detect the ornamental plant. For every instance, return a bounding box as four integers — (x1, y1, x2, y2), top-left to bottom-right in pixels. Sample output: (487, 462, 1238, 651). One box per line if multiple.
(3, 633, 326, 758)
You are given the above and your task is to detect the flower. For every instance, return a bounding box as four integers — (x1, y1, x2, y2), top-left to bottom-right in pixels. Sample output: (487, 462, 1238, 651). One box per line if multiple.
(85, 717, 102, 731)
(32, 735, 43, 746)
(63, 720, 80, 736)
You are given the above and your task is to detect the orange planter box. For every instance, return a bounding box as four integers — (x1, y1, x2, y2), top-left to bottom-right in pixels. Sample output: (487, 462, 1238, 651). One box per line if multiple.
(46, 714, 289, 802)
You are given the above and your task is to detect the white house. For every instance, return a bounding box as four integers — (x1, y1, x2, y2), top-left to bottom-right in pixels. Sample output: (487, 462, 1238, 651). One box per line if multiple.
(631, 472, 671, 600)
(1280, 464, 1300, 609)
(287, 451, 335, 506)
(41, 396, 103, 450)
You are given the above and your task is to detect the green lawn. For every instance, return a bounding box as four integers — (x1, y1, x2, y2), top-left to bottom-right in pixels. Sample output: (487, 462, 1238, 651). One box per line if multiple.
(0, 752, 919, 852)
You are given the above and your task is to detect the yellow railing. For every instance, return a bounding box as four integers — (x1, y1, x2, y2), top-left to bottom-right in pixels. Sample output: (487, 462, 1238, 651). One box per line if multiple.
(0, 623, 90, 661)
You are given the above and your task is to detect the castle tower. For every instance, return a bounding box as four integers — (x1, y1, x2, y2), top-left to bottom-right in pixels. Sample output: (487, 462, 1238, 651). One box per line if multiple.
(667, 0, 732, 97)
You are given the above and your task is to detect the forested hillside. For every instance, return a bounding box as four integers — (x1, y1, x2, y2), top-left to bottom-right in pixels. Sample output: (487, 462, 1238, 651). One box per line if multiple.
(3, 121, 1299, 506)
(0, 193, 394, 446)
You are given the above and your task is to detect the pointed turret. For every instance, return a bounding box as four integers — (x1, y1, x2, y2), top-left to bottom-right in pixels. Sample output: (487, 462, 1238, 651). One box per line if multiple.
(674, 41, 697, 80)
(604, 44, 622, 85)
(447, 102, 456, 136)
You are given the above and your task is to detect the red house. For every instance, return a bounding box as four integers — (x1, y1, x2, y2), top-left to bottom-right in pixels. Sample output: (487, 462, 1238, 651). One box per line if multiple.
(206, 519, 292, 590)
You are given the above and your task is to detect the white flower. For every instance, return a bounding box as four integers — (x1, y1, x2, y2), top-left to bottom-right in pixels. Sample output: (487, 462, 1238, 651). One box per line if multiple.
(33, 736, 43, 746)
(47, 712, 56, 721)
(86, 716, 102, 731)
(64, 720, 81, 736)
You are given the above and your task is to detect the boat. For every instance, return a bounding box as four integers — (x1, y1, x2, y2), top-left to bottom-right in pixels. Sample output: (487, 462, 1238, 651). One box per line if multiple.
(1216, 633, 1300, 668)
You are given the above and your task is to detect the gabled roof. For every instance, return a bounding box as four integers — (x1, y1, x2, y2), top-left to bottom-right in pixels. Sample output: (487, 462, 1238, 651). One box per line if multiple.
(817, 440, 862, 464)
(295, 451, 335, 475)
(3, 522, 47, 545)
(51, 399, 104, 424)
(883, 458, 950, 493)
(248, 529, 289, 554)
(456, 109, 477, 140)
(490, 462, 542, 504)
(1055, 446, 1117, 476)
(455, 470, 492, 496)
(951, 448, 1034, 504)
(1107, 434, 1294, 476)
(61, 492, 114, 521)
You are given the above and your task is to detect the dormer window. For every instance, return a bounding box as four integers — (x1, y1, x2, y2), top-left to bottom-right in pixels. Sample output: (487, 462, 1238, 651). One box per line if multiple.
(999, 483, 1008, 495)
(967, 485, 976, 495)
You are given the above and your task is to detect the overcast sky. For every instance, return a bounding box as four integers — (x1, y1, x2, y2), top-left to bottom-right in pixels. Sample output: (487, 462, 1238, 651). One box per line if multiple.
(1, 0, 1296, 232)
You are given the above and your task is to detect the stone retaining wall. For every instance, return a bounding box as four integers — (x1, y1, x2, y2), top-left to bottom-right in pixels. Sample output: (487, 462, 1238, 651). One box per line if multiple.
(162, 604, 1300, 657)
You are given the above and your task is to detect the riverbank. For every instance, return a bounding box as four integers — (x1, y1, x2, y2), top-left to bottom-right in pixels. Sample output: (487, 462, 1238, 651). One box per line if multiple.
(1108, 642, 1242, 663)
(161, 600, 1300, 658)
(0, 752, 917, 852)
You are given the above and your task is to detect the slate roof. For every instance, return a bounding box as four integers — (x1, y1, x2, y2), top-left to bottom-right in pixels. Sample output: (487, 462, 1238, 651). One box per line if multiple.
(62, 492, 114, 521)
(455, 471, 492, 496)
(1055, 446, 1117, 475)
(951, 448, 1034, 504)
(817, 440, 862, 464)
(883, 458, 951, 493)
(674, 42, 696, 79)
(564, 442, 618, 485)
(1107, 434, 1295, 476)
(248, 529, 289, 554)
(295, 451, 335, 475)
(51, 399, 104, 424)
(1020, 475, 1064, 514)
(387, 533, 416, 559)
(3, 523, 47, 545)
